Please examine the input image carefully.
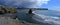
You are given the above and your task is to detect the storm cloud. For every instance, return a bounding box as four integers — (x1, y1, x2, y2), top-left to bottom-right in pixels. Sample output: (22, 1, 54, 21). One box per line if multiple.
(0, 0, 50, 8)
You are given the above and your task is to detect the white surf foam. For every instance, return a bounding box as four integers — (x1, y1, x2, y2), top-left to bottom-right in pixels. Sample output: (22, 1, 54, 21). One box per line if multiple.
(32, 11, 60, 25)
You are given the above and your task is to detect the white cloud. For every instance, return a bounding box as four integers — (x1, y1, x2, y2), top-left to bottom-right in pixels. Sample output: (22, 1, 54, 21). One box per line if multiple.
(0, 0, 50, 8)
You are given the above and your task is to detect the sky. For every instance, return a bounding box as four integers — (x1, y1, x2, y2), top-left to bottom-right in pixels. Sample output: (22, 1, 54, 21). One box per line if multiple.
(0, 0, 60, 11)
(40, 0, 60, 11)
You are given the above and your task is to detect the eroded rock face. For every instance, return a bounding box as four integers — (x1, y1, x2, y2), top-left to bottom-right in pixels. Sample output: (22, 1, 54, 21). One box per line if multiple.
(0, 5, 17, 14)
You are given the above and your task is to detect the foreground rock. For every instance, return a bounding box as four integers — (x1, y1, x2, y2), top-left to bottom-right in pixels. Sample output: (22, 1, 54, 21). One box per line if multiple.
(0, 17, 39, 25)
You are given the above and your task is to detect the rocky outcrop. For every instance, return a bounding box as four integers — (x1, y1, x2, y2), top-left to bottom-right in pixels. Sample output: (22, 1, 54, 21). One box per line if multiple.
(28, 9, 32, 14)
(0, 5, 17, 14)
(0, 5, 17, 19)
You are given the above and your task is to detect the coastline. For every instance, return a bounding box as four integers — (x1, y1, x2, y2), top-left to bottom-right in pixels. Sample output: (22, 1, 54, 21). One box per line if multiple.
(0, 14, 39, 25)
(0, 5, 51, 25)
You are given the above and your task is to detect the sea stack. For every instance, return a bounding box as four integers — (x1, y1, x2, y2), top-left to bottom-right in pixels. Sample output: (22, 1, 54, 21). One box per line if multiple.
(28, 9, 32, 14)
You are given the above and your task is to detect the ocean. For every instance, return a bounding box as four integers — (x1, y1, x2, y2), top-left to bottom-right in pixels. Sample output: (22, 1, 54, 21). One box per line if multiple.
(17, 10, 60, 25)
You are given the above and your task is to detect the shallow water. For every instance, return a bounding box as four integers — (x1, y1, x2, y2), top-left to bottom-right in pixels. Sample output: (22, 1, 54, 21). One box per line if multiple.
(32, 10, 60, 25)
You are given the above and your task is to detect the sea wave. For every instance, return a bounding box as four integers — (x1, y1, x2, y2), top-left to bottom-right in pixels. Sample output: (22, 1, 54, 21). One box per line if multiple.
(32, 11, 60, 25)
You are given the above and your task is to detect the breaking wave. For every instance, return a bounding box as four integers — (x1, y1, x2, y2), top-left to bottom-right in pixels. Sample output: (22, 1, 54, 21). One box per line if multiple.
(32, 11, 60, 25)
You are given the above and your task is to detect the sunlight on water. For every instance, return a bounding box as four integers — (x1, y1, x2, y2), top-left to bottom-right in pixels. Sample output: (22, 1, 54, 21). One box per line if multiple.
(32, 10, 60, 25)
